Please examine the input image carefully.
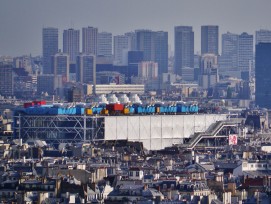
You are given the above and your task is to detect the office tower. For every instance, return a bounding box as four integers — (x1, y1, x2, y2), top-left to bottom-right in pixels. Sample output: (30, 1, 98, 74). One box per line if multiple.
(128, 51, 144, 78)
(63, 28, 80, 63)
(256, 29, 271, 45)
(76, 53, 96, 85)
(0, 63, 13, 96)
(219, 32, 239, 71)
(114, 35, 129, 65)
(255, 43, 271, 108)
(174, 26, 194, 76)
(154, 31, 168, 75)
(238, 32, 253, 72)
(199, 54, 219, 89)
(82, 26, 98, 55)
(98, 32, 112, 57)
(201, 25, 219, 55)
(42, 27, 58, 74)
(125, 32, 137, 51)
(194, 54, 200, 81)
(52, 52, 70, 83)
(135, 30, 155, 61)
(136, 30, 168, 76)
(37, 74, 55, 95)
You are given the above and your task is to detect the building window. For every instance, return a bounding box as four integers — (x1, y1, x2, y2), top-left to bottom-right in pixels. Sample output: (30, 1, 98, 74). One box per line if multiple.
(136, 171, 139, 177)
(129, 171, 133, 176)
(171, 184, 175, 189)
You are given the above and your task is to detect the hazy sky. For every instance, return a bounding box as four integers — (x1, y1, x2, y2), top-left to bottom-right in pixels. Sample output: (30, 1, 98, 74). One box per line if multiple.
(1, 0, 271, 56)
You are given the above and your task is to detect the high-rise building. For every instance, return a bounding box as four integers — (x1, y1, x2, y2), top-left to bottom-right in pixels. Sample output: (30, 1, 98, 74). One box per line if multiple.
(219, 32, 239, 71)
(0, 63, 13, 96)
(238, 32, 253, 72)
(174, 26, 194, 76)
(98, 32, 112, 58)
(201, 25, 219, 55)
(52, 52, 70, 83)
(125, 32, 137, 51)
(128, 51, 144, 78)
(82, 27, 98, 55)
(154, 31, 168, 75)
(136, 30, 155, 61)
(255, 43, 271, 108)
(42, 27, 58, 74)
(76, 53, 96, 85)
(136, 30, 168, 76)
(256, 29, 271, 45)
(63, 28, 80, 63)
(114, 35, 129, 65)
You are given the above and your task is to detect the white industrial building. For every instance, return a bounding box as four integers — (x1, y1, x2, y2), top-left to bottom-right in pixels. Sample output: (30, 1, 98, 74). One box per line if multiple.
(14, 112, 227, 150)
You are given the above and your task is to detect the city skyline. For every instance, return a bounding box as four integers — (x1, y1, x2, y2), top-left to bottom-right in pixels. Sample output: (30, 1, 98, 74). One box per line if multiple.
(1, 0, 271, 56)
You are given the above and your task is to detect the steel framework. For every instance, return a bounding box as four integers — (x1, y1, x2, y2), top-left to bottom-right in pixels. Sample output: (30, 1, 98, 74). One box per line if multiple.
(13, 113, 229, 150)
(13, 114, 105, 145)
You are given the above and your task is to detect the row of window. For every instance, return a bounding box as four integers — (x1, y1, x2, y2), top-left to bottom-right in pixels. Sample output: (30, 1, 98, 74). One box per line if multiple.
(243, 163, 270, 168)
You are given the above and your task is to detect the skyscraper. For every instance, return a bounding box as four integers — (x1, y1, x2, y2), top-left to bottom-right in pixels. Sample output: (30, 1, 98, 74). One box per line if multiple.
(114, 35, 129, 65)
(154, 31, 168, 75)
(174, 26, 194, 76)
(125, 32, 137, 51)
(238, 32, 253, 72)
(136, 30, 155, 61)
(255, 43, 271, 108)
(98, 32, 112, 58)
(52, 52, 70, 83)
(0, 63, 13, 96)
(256, 29, 271, 45)
(201, 25, 219, 55)
(82, 26, 98, 55)
(76, 53, 96, 85)
(219, 32, 239, 71)
(128, 51, 144, 78)
(42, 27, 58, 74)
(136, 30, 168, 76)
(63, 28, 80, 63)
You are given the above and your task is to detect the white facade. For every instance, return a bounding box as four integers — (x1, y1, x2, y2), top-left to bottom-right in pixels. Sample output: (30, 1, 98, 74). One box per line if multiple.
(138, 61, 158, 79)
(233, 160, 271, 177)
(104, 114, 227, 150)
(94, 84, 144, 94)
(129, 168, 144, 180)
